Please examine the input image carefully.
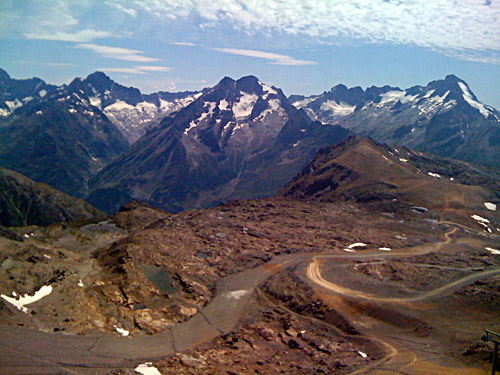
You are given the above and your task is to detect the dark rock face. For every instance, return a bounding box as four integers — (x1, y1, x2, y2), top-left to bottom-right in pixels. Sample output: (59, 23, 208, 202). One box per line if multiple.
(290, 75, 500, 167)
(0, 167, 105, 227)
(89, 76, 351, 213)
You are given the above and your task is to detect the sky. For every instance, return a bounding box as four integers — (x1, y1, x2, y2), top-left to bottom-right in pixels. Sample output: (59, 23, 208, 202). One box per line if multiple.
(1, 0, 500, 108)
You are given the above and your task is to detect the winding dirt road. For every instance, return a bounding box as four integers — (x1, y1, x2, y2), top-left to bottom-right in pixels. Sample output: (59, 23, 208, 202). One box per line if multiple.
(305, 225, 498, 374)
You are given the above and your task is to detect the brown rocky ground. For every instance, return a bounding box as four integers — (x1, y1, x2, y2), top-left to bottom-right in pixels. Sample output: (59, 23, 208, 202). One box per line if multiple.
(0, 197, 440, 337)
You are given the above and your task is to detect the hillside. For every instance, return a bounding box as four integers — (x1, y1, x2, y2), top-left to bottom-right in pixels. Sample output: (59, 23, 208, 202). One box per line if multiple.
(0, 167, 105, 226)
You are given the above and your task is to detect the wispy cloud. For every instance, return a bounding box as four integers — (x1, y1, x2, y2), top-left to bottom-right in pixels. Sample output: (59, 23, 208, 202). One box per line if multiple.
(76, 44, 160, 62)
(100, 67, 146, 74)
(170, 42, 198, 47)
(212, 48, 317, 66)
(100, 66, 172, 74)
(24, 29, 113, 43)
(130, 0, 500, 64)
(105, 1, 137, 17)
(135, 65, 172, 72)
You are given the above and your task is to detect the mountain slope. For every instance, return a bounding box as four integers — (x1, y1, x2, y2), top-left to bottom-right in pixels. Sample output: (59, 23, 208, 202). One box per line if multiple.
(89, 76, 350, 213)
(0, 96, 129, 198)
(280, 136, 498, 212)
(0, 167, 105, 226)
(291, 75, 500, 167)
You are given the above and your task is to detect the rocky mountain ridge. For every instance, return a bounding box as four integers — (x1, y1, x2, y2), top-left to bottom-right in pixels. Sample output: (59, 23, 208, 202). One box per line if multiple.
(88, 75, 350, 213)
(290, 75, 500, 167)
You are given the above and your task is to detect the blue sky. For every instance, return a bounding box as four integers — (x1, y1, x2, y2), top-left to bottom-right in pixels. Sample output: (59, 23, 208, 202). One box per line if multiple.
(1, 0, 500, 108)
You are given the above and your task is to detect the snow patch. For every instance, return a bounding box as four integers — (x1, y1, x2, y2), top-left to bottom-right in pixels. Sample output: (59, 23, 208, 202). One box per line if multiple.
(485, 247, 500, 255)
(380, 90, 417, 104)
(399, 158, 408, 162)
(89, 97, 101, 108)
(5, 99, 23, 111)
(257, 98, 281, 120)
(347, 242, 367, 249)
(78, 279, 84, 287)
(320, 100, 356, 116)
(114, 325, 130, 336)
(0, 108, 10, 117)
(184, 102, 216, 135)
(484, 202, 497, 211)
(423, 89, 435, 98)
(418, 91, 453, 116)
(233, 92, 258, 119)
(219, 99, 229, 111)
(261, 82, 278, 99)
(292, 97, 318, 109)
(427, 172, 441, 178)
(105, 100, 134, 111)
(137, 101, 157, 112)
(1, 285, 52, 313)
(135, 362, 162, 375)
(378, 247, 392, 251)
(471, 214, 489, 223)
(184, 120, 198, 135)
(225, 290, 249, 300)
(358, 351, 368, 358)
(458, 82, 491, 118)
(38, 89, 47, 98)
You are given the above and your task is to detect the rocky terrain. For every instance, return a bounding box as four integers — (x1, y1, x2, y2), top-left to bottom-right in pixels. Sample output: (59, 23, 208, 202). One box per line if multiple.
(1, 137, 499, 374)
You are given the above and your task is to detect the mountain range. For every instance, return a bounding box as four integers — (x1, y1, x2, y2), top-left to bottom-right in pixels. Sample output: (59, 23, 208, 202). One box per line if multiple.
(290, 75, 500, 167)
(88, 76, 349, 213)
(1, 68, 499, 214)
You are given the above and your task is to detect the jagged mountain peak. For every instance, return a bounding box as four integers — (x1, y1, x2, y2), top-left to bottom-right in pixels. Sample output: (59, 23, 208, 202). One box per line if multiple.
(209, 75, 279, 98)
(235, 75, 262, 93)
(0, 68, 11, 82)
(84, 71, 115, 90)
(444, 73, 464, 83)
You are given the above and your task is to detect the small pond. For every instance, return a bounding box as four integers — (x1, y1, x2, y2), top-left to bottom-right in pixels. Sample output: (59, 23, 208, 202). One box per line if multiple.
(140, 265, 177, 294)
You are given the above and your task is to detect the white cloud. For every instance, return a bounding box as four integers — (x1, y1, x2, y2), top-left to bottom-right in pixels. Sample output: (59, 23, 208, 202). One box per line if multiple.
(24, 29, 113, 43)
(105, 1, 137, 17)
(76, 43, 160, 62)
(212, 48, 317, 66)
(129, 0, 500, 64)
(100, 66, 172, 74)
(170, 42, 198, 46)
(100, 67, 146, 74)
(135, 65, 172, 72)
